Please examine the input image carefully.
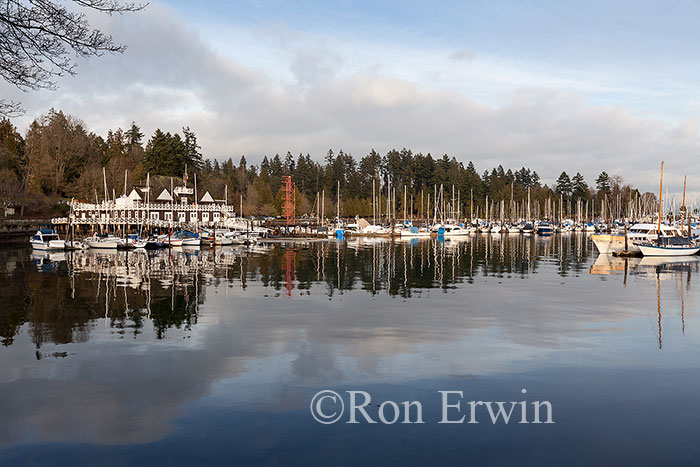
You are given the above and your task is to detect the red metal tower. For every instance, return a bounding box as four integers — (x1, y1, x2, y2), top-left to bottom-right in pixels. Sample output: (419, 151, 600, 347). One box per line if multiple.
(282, 175, 296, 226)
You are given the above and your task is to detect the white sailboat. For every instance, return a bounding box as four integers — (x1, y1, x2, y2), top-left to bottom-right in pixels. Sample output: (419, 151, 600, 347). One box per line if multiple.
(637, 164, 699, 256)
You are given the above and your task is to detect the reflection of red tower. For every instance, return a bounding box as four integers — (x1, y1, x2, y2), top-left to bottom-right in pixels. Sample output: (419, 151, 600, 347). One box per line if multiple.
(282, 175, 295, 226)
(285, 250, 296, 297)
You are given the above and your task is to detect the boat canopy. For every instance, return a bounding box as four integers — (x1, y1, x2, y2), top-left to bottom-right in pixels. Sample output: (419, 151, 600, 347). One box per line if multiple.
(657, 236, 693, 246)
(177, 230, 198, 238)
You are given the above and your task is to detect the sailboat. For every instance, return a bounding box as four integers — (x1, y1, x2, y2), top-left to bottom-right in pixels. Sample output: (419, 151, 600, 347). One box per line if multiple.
(637, 163, 700, 256)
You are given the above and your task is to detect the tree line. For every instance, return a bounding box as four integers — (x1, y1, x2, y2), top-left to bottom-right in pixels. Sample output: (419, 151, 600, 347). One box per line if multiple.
(0, 109, 644, 218)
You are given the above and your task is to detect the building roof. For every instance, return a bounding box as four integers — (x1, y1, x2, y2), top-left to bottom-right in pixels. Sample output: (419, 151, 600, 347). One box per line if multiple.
(156, 189, 173, 201)
(200, 191, 215, 203)
(127, 188, 142, 201)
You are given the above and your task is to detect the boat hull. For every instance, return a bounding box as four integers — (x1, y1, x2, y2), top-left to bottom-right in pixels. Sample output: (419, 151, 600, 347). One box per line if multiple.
(591, 234, 641, 254)
(86, 239, 119, 249)
(31, 241, 65, 251)
(637, 243, 700, 257)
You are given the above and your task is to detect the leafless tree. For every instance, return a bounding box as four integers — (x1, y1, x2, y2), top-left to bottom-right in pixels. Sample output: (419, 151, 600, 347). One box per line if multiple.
(0, 0, 146, 116)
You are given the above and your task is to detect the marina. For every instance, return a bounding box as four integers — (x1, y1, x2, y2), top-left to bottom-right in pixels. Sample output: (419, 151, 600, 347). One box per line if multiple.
(3, 1, 700, 465)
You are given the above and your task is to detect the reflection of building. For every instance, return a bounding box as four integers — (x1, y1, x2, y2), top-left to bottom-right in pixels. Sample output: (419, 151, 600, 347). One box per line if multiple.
(65, 248, 246, 290)
(52, 186, 236, 228)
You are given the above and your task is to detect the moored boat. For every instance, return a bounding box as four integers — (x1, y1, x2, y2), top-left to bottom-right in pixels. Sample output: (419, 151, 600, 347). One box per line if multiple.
(637, 237, 700, 256)
(591, 223, 682, 255)
(636, 162, 700, 257)
(30, 229, 65, 250)
(85, 234, 119, 249)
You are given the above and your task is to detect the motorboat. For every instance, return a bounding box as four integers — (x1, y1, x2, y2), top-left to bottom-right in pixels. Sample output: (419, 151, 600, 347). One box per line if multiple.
(65, 239, 87, 250)
(30, 229, 65, 250)
(145, 238, 166, 249)
(160, 233, 183, 247)
(399, 226, 431, 237)
(180, 232, 201, 246)
(215, 233, 234, 245)
(433, 224, 471, 236)
(85, 234, 119, 249)
(536, 221, 554, 235)
(591, 223, 682, 255)
(126, 234, 147, 249)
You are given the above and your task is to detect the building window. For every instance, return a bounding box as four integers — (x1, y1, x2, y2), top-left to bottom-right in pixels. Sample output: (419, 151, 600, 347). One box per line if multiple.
(202, 212, 209, 223)
(213, 212, 220, 221)
(165, 212, 173, 221)
(150, 212, 159, 220)
(179, 212, 186, 222)
(190, 212, 197, 222)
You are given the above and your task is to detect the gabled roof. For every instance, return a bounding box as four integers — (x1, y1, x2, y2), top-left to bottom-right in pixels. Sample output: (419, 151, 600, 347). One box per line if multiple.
(127, 188, 142, 201)
(156, 188, 173, 201)
(200, 191, 215, 203)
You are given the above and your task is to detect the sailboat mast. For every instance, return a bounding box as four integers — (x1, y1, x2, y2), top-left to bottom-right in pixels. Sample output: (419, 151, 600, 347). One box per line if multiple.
(657, 161, 664, 235)
(682, 174, 687, 235)
(404, 185, 407, 224)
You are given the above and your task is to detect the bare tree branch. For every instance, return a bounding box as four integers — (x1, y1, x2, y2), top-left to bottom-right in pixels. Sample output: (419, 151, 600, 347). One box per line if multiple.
(0, 99, 24, 117)
(0, 0, 146, 117)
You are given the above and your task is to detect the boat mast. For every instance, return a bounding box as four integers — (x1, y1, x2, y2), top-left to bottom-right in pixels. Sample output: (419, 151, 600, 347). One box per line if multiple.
(102, 168, 109, 234)
(404, 185, 407, 225)
(682, 174, 687, 236)
(657, 161, 664, 238)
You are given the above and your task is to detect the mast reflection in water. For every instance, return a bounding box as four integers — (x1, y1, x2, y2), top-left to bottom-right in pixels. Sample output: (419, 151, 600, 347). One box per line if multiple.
(1, 234, 700, 466)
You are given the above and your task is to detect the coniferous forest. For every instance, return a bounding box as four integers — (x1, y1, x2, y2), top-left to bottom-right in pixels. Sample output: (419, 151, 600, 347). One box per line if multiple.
(0, 109, 646, 219)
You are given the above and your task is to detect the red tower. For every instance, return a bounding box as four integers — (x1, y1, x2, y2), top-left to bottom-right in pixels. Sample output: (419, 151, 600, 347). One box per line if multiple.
(282, 175, 296, 226)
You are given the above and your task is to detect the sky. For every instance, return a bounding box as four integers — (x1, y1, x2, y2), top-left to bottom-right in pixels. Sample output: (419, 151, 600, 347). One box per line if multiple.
(3, 0, 700, 194)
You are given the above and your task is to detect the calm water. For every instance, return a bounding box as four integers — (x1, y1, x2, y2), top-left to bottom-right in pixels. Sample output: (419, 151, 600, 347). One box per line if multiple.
(1, 234, 699, 466)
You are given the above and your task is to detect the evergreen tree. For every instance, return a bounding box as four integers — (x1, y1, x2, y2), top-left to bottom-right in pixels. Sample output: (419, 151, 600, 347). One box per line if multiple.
(531, 171, 541, 187)
(555, 171, 573, 199)
(238, 155, 247, 192)
(144, 129, 186, 176)
(595, 171, 611, 194)
(182, 126, 203, 171)
(572, 172, 588, 199)
(284, 151, 295, 175)
(259, 156, 270, 178)
(125, 122, 143, 149)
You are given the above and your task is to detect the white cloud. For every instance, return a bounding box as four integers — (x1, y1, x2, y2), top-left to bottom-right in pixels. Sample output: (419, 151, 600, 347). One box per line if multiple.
(2, 2, 700, 194)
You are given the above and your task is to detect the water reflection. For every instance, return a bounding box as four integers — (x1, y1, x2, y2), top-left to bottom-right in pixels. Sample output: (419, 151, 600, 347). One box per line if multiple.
(2, 235, 598, 348)
(1, 234, 699, 464)
(590, 253, 698, 350)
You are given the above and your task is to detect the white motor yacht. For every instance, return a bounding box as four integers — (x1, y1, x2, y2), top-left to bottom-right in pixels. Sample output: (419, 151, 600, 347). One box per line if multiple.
(30, 229, 65, 250)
